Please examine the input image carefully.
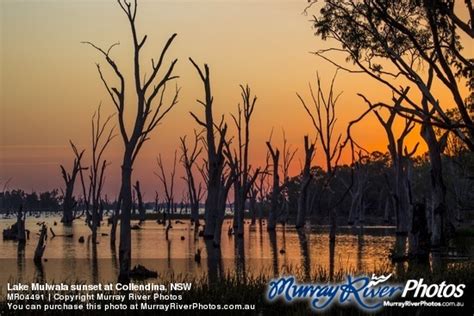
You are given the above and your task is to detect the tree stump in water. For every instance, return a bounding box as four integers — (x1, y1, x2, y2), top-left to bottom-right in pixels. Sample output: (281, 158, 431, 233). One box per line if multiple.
(34, 224, 47, 264)
(16, 206, 26, 243)
(410, 202, 430, 263)
(3, 223, 19, 241)
(3, 206, 26, 241)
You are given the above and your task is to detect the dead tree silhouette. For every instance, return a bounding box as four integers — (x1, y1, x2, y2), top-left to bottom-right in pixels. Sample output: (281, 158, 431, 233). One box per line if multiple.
(134, 181, 145, 223)
(60, 142, 85, 225)
(156, 152, 178, 230)
(345, 153, 370, 227)
(228, 85, 260, 237)
(254, 154, 271, 224)
(74, 106, 115, 244)
(180, 131, 204, 229)
(83, 0, 179, 279)
(265, 141, 280, 231)
(357, 67, 450, 247)
(213, 167, 236, 247)
(371, 91, 418, 236)
(296, 135, 315, 228)
(189, 58, 228, 239)
(297, 72, 343, 242)
(279, 130, 297, 224)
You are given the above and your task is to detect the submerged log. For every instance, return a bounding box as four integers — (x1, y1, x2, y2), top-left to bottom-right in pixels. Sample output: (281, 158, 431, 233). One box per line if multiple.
(49, 228, 73, 238)
(129, 264, 157, 279)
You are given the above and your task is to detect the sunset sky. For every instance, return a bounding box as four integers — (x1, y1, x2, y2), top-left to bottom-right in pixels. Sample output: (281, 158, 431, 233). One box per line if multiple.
(1, 0, 471, 200)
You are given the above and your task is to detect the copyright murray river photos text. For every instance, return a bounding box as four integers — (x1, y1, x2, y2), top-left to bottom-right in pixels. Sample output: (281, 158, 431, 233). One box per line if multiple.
(5, 282, 256, 312)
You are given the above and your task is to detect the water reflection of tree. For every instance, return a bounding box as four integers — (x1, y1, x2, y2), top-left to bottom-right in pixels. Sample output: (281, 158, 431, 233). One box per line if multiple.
(167, 239, 172, 269)
(187, 221, 195, 273)
(136, 228, 142, 262)
(329, 239, 335, 282)
(205, 240, 222, 285)
(258, 222, 265, 272)
(394, 234, 408, 276)
(297, 230, 311, 281)
(63, 224, 76, 278)
(234, 237, 246, 281)
(269, 231, 278, 276)
(34, 260, 45, 284)
(86, 235, 99, 284)
(91, 242, 98, 284)
(281, 228, 288, 269)
(111, 243, 118, 273)
(356, 228, 364, 273)
(17, 241, 25, 278)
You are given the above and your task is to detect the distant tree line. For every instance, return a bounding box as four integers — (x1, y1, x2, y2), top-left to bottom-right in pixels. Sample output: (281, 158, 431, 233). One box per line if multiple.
(0, 189, 61, 213)
(279, 150, 474, 225)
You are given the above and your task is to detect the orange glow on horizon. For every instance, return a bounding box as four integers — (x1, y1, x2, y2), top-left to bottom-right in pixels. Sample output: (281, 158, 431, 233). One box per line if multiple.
(0, 0, 470, 200)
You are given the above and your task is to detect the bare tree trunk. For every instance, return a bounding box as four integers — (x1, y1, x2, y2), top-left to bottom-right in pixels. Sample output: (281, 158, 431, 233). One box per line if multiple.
(420, 66, 449, 248)
(421, 122, 448, 247)
(213, 175, 234, 246)
(91, 204, 98, 244)
(376, 189, 384, 219)
(191, 196, 199, 228)
(60, 142, 84, 225)
(16, 206, 26, 243)
(296, 136, 315, 229)
(234, 86, 258, 237)
(236, 185, 245, 237)
(266, 142, 280, 231)
(110, 194, 121, 246)
(180, 130, 203, 228)
(394, 159, 411, 234)
(119, 158, 133, 280)
(297, 72, 342, 242)
(329, 208, 337, 243)
(249, 190, 257, 225)
(359, 198, 365, 225)
(85, 1, 179, 279)
(134, 181, 145, 223)
(232, 182, 240, 230)
(156, 152, 177, 233)
(349, 161, 368, 226)
(190, 59, 227, 239)
(409, 202, 430, 262)
(34, 224, 47, 264)
(384, 198, 392, 223)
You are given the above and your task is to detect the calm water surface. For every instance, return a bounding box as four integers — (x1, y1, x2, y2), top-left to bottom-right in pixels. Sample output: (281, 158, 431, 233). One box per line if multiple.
(0, 214, 470, 293)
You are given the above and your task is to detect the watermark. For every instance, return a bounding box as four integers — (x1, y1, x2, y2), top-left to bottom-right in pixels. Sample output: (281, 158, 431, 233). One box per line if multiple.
(4, 281, 256, 313)
(266, 274, 466, 312)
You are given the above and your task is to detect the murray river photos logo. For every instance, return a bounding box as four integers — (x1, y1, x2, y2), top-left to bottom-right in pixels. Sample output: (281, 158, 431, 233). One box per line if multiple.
(266, 274, 466, 311)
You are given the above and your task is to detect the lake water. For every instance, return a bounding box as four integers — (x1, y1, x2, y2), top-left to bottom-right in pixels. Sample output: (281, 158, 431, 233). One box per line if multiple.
(0, 214, 472, 294)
